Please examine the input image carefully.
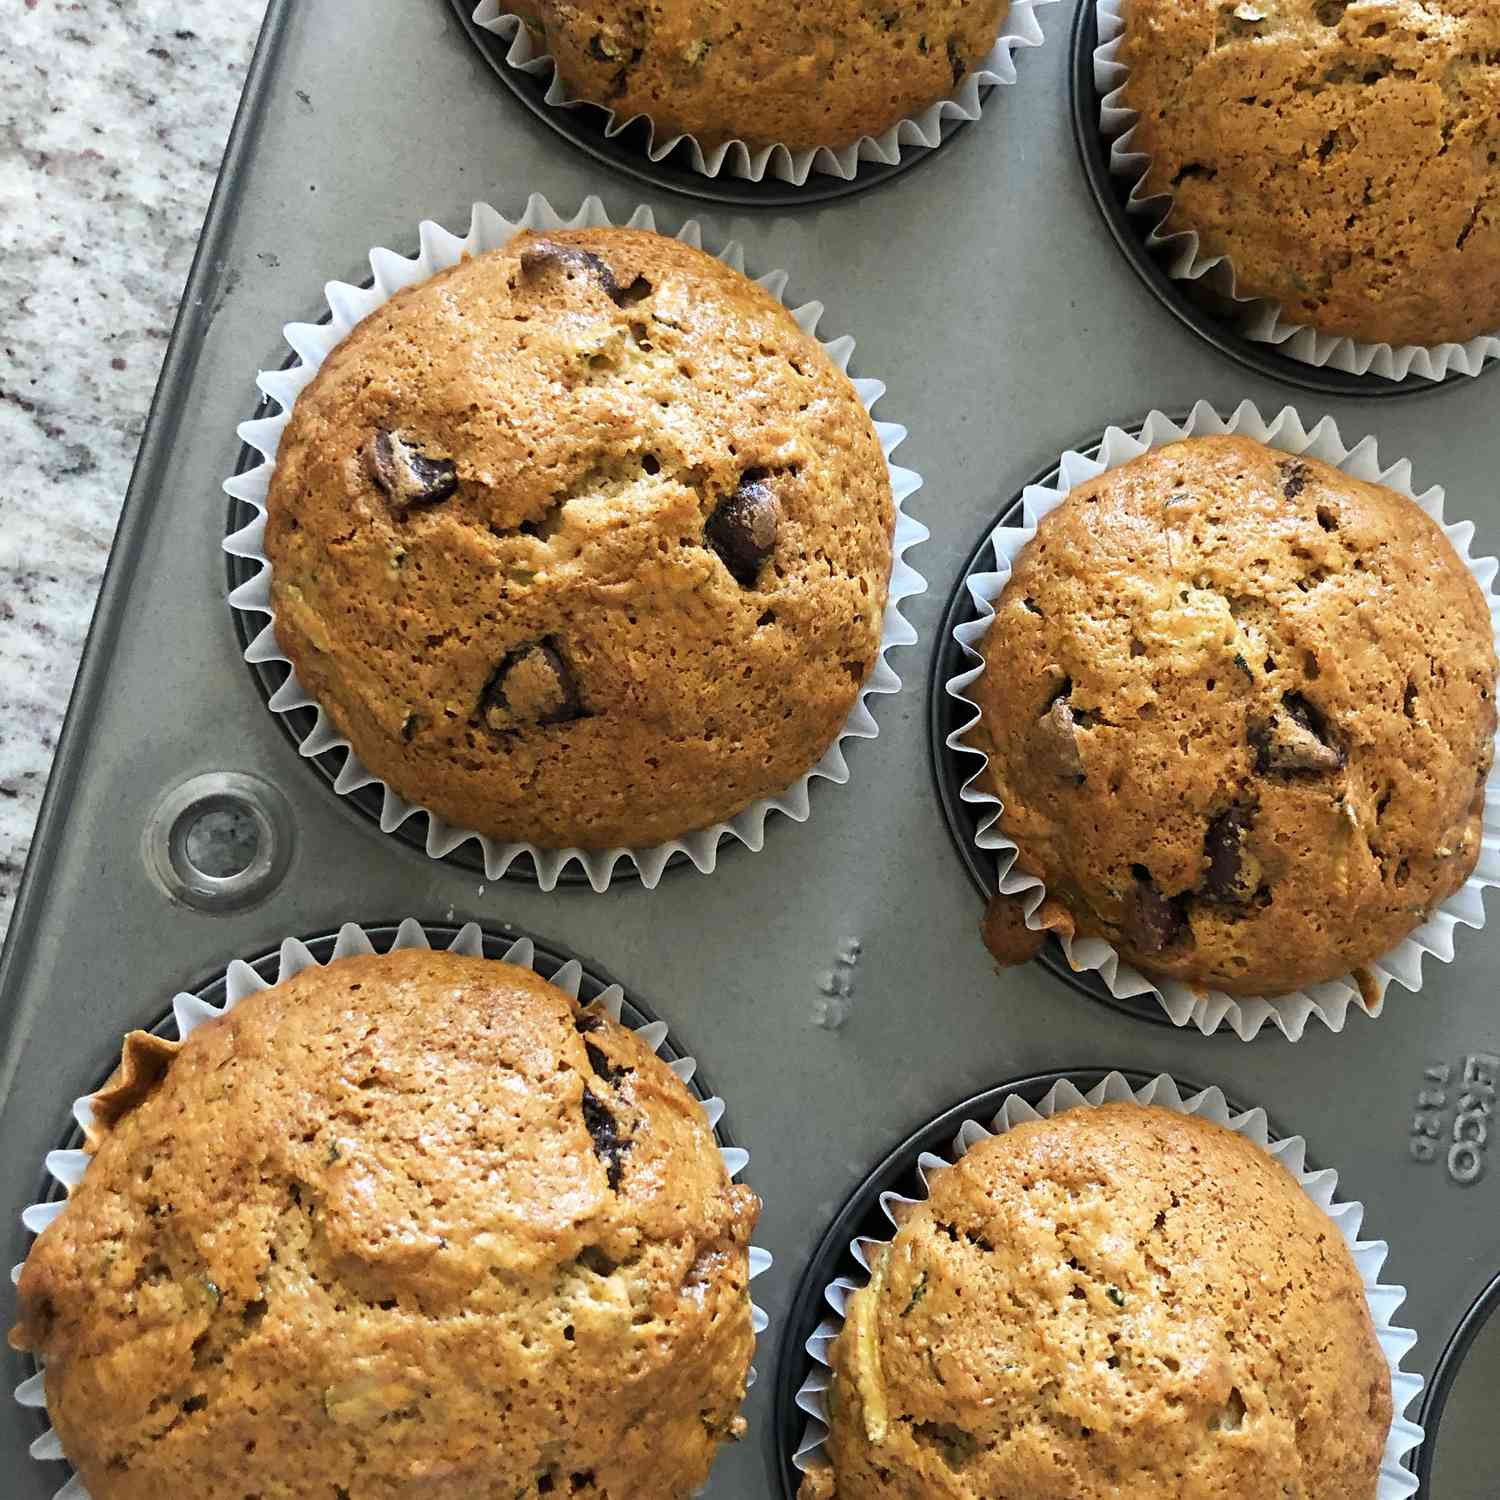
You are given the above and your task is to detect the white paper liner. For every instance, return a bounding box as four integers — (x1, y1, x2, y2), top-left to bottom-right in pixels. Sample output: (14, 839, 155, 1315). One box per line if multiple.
(792, 1070, 1424, 1498)
(945, 399, 1500, 1040)
(11, 917, 772, 1500)
(1093, 0, 1500, 383)
(473, 1, 1054, 185)
(222, 195, 927, 892)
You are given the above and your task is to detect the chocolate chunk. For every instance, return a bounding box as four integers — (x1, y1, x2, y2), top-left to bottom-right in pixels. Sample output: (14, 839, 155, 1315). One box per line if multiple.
(1250, 692, 1344, 773)
(1203, 806, 1262, 903)
(576, 1246, 617, 1276)
(518, 238, 652, 308)
(1035, 697, 1084, 780)
(612, 273, 653, 307)
(364, 430, 457, 512)
(520, 238, 617, 294)
(584, 1040, 630, 1087)
(580, 1086, 630, 1191)
(706, 474, 779, 585)
(476, 636, 585, 731)
(1281, 461, 1309, 500)
(980, 892, 1047, 967)
(946, 35, 966, 85)
(574, 1010, 604, 1034)
(1124, 868, 1187, 954)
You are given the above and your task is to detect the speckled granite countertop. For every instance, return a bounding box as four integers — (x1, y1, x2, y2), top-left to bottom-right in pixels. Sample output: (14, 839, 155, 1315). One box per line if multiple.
(0, 1, 267, 938)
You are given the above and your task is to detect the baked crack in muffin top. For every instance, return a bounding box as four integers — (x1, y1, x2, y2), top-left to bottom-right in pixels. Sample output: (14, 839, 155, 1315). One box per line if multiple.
(1121, 0, 1500, 347)
(263, 227, 895, 851)
(10, 950, 760, 1500)
(512, 0, 1012, 151)
(805, 1103, 1391, 1500)
(971, 435, 1496, 996)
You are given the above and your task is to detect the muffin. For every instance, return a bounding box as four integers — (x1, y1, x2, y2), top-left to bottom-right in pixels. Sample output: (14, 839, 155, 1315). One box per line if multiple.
(1118, 0, 1500, 348)
(805, 1102, 1392, 1499)
(970, 434, 1496, 997)
(10, 950, 760, 1499)
(509, 0, 1011, 151)
(263, 227, 894, 850)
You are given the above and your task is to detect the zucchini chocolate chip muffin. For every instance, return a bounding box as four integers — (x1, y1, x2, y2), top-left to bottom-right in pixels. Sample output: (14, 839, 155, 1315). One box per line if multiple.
(802, 1102, 1392, 1500)
(511, 0, 1011, 150)
(970, 435, 1496, 997)
(1119, 0, 1500, 348)
(264, 227, 894, 850)
(10, 950, 760, 1499)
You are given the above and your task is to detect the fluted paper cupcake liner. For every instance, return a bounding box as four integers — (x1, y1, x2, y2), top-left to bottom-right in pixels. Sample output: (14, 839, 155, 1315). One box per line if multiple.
(1094, 0, 1500, 383)
(12, 918, 772, 1500)
(223, 195, 927, 892)
(792, 1070, 1423, 1498)
(473, 1, 1054, 185)
(944, 399, 1500, 1040)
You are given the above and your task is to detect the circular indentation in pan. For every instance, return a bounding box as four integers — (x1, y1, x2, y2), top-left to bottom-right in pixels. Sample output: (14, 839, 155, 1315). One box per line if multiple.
(927, 432, 1184, 1029)
(773, 1067, 1260, 1498)
(143, 771, 294, 912)
(1068, 0, 1499, 399)
(447, 0, 985, 206)
(1413, 1269, 1500, 1495)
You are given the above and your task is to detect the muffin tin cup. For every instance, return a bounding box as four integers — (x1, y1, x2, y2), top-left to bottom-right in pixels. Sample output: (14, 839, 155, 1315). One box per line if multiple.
(788, 1069, 1424, 1499)
(10, 917, 772, 1498)
(1092, 0, 1500, 386)
(470, 0, 1054, 188)
(942, 398, 1500, 1041)
(222, 194, 927, 893)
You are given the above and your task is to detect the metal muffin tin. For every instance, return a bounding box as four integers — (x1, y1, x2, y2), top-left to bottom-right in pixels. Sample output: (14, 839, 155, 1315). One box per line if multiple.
(2, 1, 1498, 1495)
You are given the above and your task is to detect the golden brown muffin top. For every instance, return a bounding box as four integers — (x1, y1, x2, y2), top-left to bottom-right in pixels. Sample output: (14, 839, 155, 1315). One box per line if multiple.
(813, 1102, 1391, 1500)
(264, 227, 894, 851)
(971, 435, 1496, 996)
(1121, 0, 1500, 347)
(10, 950, 760, 1500)
(515, 0, 1011, 151)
